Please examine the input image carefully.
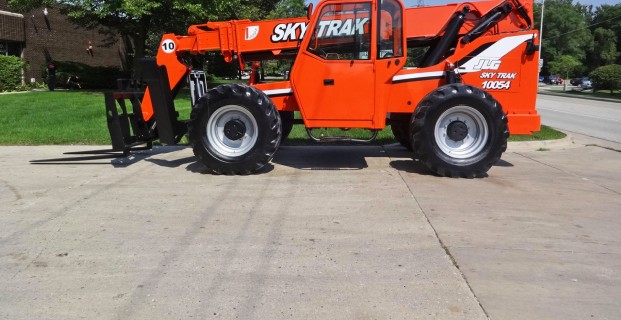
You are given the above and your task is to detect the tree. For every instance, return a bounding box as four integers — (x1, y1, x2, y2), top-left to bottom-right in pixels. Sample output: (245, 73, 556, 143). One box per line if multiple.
(591, 4, 621, 64)
(534, 0, 593, 74)
(267, 0, 306, 19)
(589, 64, 621, 94)
(548, 55, 581, 91)
(5, 0, 52, 12)
(592, 28, 620, 66)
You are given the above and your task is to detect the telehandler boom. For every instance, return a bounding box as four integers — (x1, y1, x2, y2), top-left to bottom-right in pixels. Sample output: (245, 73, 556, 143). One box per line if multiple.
(104, 0, 540, 177)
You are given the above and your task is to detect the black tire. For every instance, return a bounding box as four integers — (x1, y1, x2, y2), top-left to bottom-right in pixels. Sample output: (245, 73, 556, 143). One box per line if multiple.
(410, 84, 509, 178)
(390, 122, 413, 151)
(188, 84, 281, 175)
(279, 111, 294, 141)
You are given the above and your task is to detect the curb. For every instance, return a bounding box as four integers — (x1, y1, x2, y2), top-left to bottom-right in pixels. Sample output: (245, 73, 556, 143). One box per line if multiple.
(0, 89, 69, 95)
(507, 131, 578, 152)
(537, 90, 620, 104)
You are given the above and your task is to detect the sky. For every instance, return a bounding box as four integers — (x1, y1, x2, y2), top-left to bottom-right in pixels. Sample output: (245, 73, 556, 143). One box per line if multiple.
(306, 0, 619, 8)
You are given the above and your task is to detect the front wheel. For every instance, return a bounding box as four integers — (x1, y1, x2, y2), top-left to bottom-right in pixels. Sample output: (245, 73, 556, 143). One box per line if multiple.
(188, 84, 281, 175)
(410, 84, 509, 178)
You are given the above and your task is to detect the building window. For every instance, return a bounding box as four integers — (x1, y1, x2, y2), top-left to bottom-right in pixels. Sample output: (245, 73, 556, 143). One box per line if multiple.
(0, 41, 23, 57)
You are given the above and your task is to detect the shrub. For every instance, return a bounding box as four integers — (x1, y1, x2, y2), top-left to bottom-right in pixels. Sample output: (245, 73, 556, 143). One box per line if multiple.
(42, 61, 130, 90)
(0, 56, 27, 91)
(589, 64, 621, 93)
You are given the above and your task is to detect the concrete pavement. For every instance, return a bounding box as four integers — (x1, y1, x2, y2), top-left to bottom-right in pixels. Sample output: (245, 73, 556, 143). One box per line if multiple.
(1, 133, 620, 319)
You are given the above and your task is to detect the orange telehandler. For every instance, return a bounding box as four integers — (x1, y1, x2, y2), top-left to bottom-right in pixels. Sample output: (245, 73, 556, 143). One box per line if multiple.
(104, 0, 540, 177)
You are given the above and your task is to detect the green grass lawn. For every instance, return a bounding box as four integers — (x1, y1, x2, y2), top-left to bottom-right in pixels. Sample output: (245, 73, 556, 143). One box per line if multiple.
(0, 90, 562, 145)
(0, 90, 192, 145)
(508, 124, 566, 141)
(0, 91, 111, 145)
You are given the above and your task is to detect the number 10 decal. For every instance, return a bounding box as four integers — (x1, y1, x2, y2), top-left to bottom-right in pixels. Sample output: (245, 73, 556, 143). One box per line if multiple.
(162, 39, 176, 54)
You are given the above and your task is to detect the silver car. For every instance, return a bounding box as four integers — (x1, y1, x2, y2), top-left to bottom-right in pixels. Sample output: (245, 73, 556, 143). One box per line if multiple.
(579, 78, 592, 89)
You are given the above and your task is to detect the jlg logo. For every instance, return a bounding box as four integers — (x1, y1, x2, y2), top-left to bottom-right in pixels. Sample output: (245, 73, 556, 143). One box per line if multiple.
(473, 59, 502, 70)
(271, 18, 369, 43)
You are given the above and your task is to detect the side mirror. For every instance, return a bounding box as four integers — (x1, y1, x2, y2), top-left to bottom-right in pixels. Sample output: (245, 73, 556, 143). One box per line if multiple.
(307, 3, 314, 20)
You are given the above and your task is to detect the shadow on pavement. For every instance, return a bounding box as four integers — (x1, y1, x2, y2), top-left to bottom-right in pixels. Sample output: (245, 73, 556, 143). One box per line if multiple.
(389, 159, 435, 176)
(495, 159, 514, 167)
(30, 144, 515, 177)
(29, 146, 185, 167)
(273, 145, 371, 170)
(146, 156, 196, 168)
(185, 162, 275, 175)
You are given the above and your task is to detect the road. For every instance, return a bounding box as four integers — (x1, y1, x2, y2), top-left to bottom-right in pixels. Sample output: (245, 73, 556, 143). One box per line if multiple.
(536, 93, 621, 143)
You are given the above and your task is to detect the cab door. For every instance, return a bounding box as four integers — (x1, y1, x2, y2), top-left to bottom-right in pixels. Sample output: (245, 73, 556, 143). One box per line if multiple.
(291, 2, 375, 127)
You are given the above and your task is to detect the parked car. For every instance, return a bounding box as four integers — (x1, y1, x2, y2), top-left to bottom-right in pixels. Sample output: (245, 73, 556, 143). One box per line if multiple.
(539, 76, 545, 83)
(570, 77, 582, 86)
(578, 78, 592, 89)
(570, 77, 587, 86)
(547, 75, 563, 85)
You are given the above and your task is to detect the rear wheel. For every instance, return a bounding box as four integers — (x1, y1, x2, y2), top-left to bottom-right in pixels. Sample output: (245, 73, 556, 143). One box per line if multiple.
(410, 84, 508, 178)
(188, 84, 281, 174)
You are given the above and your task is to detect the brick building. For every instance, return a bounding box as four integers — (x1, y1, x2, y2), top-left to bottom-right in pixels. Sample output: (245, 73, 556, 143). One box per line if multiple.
(0, 0, 127, 83)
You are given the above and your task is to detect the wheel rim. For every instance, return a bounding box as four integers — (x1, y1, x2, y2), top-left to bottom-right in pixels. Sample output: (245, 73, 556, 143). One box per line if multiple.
(434, 105, 488, 159)
(206, 105, 258, 157)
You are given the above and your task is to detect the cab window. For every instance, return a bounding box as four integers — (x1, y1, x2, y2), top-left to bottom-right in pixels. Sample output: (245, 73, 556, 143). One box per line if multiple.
(307, 3, 372, 60)
(377, 0, 403, 59)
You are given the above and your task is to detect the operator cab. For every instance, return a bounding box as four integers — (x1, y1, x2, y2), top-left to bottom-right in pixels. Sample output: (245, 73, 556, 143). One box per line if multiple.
(290, 0, 405, 129)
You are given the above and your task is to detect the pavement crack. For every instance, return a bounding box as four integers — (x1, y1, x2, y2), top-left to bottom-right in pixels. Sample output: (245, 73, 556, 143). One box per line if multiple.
(393, 166, 490, 319)
(586, 143, 621, 153)
(0, 179, 22, 201)
(11, 247, 46, 280)
(451, 245, 619, 255)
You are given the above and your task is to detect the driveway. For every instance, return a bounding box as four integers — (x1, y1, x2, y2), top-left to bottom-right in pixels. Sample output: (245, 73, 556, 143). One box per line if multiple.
(1, 133, 620, 319)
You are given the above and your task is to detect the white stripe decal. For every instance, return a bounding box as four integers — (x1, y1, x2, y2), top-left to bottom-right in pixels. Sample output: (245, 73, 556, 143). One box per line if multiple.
(391, 33, 536, 83)
(392, 71, 445, 82)
(263, 88, 293, 96)
(458, 34, 536, 73)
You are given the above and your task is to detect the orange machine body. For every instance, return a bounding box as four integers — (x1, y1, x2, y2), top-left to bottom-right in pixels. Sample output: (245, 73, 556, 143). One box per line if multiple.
(144, 0, 540, 135)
